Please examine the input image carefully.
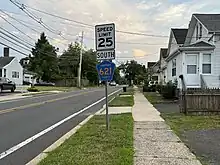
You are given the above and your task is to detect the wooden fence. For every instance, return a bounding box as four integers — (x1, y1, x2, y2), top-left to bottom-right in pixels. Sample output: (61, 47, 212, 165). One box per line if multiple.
(180, 88, 220, 114)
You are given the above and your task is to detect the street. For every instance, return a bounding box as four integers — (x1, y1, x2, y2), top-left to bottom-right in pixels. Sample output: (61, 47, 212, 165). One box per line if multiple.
(0, 87, 120, 165)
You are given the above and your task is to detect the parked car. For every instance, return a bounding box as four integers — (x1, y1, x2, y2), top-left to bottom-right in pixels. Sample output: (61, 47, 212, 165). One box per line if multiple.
(0, 77, 16, 92)
(109, 81, 117, 86)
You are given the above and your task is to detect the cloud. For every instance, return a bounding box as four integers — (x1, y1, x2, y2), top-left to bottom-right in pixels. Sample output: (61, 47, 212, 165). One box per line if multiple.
(133, 49, 146, 57)
(4, 0, 220, 61)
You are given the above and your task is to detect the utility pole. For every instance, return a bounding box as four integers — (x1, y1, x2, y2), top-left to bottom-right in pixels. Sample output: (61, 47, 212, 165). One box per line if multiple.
(78, 31, 84, 88)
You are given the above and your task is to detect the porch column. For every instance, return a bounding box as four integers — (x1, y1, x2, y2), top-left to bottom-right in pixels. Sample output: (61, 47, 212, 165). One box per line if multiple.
(182, 52, 186, 76)
(199, 52, 203, 75)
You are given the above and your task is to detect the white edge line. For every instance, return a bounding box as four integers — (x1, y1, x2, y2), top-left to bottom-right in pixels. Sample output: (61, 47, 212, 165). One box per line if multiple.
(26, 107, 105, 165)
(0, 88, 122, 160)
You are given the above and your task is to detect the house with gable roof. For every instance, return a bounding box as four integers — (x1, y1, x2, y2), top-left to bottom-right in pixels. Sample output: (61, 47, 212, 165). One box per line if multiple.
(0, 47, 23, 85)
(158, 14, 220, 89)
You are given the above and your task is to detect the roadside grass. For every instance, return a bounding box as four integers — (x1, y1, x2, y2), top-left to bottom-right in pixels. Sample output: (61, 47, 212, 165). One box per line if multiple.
(161, 113, 220, 137)
(119, 87, 134, 96)
(162, 113, 220, 165)
(144, 92, 177, 104)
(109, 95, 134, 107)
(39, 114, 134, 165)
(34, 86, 78, 92)
(22, 92, 52, 96)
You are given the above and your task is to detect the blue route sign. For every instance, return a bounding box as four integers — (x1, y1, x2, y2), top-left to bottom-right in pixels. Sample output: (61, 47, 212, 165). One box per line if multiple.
(96, 61, 116, 81)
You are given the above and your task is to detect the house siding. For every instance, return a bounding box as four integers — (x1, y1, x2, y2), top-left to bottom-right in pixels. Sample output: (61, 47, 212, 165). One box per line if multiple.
(4, 58, 23, 85)
(166, 53, 182, 88)
(203, 35, 220, 88)
(169, 32, 179, 55)
(190, 21, 211, 44)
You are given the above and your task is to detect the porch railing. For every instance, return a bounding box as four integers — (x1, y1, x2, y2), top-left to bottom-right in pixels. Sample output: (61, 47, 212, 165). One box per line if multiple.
(200, 74, 207, 89)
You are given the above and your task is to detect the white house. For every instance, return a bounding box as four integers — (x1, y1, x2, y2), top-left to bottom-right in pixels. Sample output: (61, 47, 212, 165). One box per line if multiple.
(0, 47, 23, 85)
(161, 14, 220, 89)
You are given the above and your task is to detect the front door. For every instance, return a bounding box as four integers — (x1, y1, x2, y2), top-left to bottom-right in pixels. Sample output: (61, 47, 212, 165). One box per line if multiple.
(186, 54, 200, 87)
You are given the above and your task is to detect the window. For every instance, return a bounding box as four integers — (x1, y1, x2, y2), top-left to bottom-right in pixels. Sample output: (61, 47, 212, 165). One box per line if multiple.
(202, 54, 211, 74)
(12, 71, 19, 78)
(0, 69, 2, 77)
(4, 69, 6, 77)
(187, 55, 197, 74)
(172, 59, 176, 76)
(199, 24, 202, 39)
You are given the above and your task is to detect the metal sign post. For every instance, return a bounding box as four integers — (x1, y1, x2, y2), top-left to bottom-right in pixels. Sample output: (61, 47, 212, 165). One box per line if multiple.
(96, 61, 116, 130)
(95, 23, 116, 130)
(105, 81, 109, 130)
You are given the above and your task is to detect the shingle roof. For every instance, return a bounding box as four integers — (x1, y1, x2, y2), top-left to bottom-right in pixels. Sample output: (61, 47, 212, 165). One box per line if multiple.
(0, 57, 14, 68)
(194, 14, 220, 32)
(147, 62, 156, 68)
(172, 29, 188, 44)
(160, 48, 168, 58)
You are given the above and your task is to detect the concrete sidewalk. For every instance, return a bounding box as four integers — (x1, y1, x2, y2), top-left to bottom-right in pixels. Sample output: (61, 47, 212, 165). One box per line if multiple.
(132, 91, 202, 165)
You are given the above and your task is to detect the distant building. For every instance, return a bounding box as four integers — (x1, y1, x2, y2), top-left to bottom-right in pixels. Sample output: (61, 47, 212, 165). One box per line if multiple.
(0, 47, 23, 85)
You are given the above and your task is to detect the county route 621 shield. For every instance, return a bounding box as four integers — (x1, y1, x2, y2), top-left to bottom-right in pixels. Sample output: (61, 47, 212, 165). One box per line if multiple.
(96, 61, 116, 82)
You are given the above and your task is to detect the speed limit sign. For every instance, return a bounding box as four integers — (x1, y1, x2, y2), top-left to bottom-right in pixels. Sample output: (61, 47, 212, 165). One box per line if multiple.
(95, 23, 115, 60)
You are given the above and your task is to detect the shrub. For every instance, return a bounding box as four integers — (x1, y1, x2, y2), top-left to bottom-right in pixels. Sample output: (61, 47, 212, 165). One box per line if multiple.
(27, 87, 39, 92)
(161, 81, 177, 99)
(143, 85, 156, 92)
(156, 84, 162, 94)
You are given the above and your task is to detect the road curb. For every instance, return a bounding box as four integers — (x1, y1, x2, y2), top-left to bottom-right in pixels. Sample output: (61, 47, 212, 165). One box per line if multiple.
(26, 106, 105, 165)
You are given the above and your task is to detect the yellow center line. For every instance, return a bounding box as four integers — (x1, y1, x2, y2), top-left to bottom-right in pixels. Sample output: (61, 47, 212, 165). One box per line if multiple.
(0, 90, 97, 115)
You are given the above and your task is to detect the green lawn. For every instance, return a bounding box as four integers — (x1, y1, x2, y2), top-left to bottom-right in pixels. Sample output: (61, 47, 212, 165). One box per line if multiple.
(162, 113, 220, 137)
(39, 114, 134, 165)
(119, 87, 134, 96)
(109, 96, 134, 107)
(34, 86, 79, 92)
(144, 92, 165, 104)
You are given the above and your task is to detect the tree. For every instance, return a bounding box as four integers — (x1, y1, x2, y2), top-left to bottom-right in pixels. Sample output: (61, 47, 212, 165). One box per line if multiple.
(58, 43, 98, 85)
(113, 68, 121, 84)
(119, 60, 146, 85)
(28, 33, 58, 82)
(58, 43, 80, 79)
(81, 49, 98, 85)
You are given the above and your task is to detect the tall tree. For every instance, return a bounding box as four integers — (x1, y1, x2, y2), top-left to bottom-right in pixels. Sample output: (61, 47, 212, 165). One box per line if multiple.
(81, 49, 98, 84)
(58, 43, 80, 79)
(29, 33, 58, 82)
(119, 60, 146, 85)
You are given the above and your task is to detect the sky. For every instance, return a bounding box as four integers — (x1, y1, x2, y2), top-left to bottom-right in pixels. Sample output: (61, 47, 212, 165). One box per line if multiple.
(0, 0, 220, 66)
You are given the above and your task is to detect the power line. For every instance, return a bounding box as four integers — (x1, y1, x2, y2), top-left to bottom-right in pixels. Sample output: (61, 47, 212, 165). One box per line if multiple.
(0, 41, 29, 56)
(21, 2, 214, 40)
(10, 0, 68, 40)
(0, 29, 33, 49)
(0, 26, 34, 47)
(0, 13, 36, 42)
(0, 9, 40, 36)
(0, 34, 32, 52)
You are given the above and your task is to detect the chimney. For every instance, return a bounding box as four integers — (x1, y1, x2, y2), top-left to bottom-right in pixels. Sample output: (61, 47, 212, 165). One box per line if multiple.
(3, 47, 9, 57)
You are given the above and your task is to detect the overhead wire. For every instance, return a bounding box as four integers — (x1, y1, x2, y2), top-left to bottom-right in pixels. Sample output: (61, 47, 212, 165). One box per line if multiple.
(0, 29, 33, 49)
(0, 26, 34, 47)
(9, 0, 68, 41)
(0, 13, 36, 42)
(0, 41, 29, 56)
(0, 8, 72, 46)
(0, 34, 31, 52)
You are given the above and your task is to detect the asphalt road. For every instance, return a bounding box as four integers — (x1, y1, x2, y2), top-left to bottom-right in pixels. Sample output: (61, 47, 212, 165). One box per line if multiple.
(0, 87, 121, 165)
